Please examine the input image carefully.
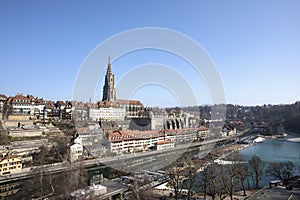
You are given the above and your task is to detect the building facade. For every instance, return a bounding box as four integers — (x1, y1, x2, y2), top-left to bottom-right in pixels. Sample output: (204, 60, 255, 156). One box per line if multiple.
(90, 106, 126, 121)
(107, 127, 209, 154)
(108, 129, 176, 154)
(0, 155, 22, 175)
(155, 140, 174, 150)
(70, 143, 83, 162)
(7, 94, 31, 115)
(116, 100, 144, 118)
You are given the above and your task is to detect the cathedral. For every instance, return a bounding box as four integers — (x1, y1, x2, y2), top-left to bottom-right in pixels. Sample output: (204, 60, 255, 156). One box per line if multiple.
(100, 57, 144, 119)
(75, 57, 194, 131)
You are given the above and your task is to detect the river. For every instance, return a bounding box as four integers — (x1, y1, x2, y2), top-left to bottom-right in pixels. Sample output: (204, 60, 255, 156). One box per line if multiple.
(239, 132, 300, 186)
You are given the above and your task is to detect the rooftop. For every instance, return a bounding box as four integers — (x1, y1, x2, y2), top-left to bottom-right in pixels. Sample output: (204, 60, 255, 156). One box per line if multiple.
(0, 154, 19, 162)
(157, 140, 172, 145)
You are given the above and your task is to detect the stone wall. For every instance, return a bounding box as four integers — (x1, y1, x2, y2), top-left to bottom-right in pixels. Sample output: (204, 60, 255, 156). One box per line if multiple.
(8, 115, 31, 121)
(8, 129, 43, 137)
(4, 120, 33, 128)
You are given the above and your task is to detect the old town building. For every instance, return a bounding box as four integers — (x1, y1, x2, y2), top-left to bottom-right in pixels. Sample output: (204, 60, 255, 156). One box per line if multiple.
(0, 155, 22, 175)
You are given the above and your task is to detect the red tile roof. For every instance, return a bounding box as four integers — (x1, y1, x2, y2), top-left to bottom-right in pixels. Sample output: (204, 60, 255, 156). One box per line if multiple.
(116, 99, 143, 106)
(33, 98, 46, 105)
(108, 127, 208, 142)
(157, 140, 172, 145)
(98, 101, 118, 108)
(109, 129, 162, 142)
(72, 101, 87, 109)
(76, 127, 90, 134)
(0, 154, 20, 162)
(198, 126, 209, 131)
(56, 101, 67, 106)
(87, 103, 98, 109)
(0, 94, 7, 99)
(7, 94, 31, 104)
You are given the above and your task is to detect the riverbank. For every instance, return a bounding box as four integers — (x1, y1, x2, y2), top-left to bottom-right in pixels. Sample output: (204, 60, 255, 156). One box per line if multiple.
(195, 142, 252, 174)
(284, 131, 300, 142)
(212, 142, 253, 160)
(286, 137, 300, 142)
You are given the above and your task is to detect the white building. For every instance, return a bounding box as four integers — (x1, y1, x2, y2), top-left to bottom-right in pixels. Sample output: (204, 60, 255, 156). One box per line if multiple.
(7, 94, 31, 115)
(70, 143, 83, 162)
(107, 127, 208, 154)
(89, 107, 126, 121)
(108, 130, 175, 154)
(155, 140, 175, 150)
(30, 98, 46, 119)
(0, 155, 22, 175)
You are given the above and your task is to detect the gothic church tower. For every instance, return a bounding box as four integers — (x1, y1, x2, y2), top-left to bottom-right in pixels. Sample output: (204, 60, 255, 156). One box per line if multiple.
(102, 57, 116, 102)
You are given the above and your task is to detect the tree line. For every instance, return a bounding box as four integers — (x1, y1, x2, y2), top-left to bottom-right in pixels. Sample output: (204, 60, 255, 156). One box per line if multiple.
(164, 154, 295, 200)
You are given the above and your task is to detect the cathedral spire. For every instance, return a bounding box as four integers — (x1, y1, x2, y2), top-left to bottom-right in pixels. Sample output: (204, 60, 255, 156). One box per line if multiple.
(107, 56, 112, 72)
(102, 56, 116, 102)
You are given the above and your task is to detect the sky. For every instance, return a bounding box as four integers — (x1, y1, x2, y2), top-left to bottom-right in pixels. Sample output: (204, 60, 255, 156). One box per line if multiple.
(0, 0, 300, 107)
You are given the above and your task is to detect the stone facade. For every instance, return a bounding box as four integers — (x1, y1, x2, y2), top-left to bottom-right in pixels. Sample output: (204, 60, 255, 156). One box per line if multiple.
(102, 57, 116, 102)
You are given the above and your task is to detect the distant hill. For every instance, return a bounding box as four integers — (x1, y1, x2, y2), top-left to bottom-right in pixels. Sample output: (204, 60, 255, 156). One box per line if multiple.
(178, 102, 300, 133)
(285, 112, 300, 133)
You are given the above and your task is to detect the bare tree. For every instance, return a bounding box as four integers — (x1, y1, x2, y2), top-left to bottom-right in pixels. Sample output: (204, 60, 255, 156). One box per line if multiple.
(32, 145, 87, 198)
(0, 134, 8, 145)
(221, 163, 239, 200)
(34, 146, 48, 198)
(266, 161, 294, 185)
(128, 176, 155, 200)
(166, 166, 185, 200)
(249, 155, 263, 189)
(221, 153, 251, 200)
(30, 146, 57, 199)
(33, 174, 56, 200)
(230, 153, 249, 196)
(200, 163, 209, 199)
(184, 160, 198, 200)
(56, 168, 80, 197)
(179, 152, 200, 200)
(129, 178, 141, 200)
(0, 120, 8, 145)
(201, 162, 224, 200)
(236, 162, 249, 196)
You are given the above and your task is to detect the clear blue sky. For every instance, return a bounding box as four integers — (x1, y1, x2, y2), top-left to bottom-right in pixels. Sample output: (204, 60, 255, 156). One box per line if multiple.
(1, 0, 300, 106)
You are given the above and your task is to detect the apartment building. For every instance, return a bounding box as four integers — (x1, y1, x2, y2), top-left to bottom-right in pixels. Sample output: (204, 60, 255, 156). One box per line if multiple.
(0, 155, 22, 175)
(108, 129, 175, 154)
